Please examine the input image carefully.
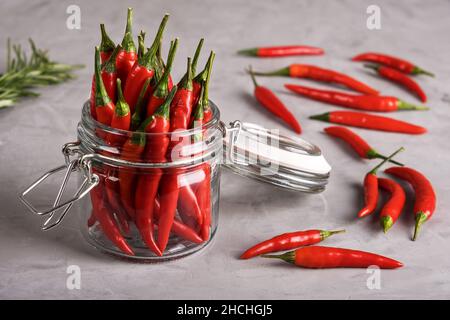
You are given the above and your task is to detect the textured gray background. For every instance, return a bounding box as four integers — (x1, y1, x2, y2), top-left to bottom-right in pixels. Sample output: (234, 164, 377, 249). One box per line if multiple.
(1, 0, 449, 299)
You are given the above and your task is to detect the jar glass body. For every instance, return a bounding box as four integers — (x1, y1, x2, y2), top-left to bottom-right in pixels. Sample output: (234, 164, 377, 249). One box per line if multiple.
(76, 101, 222, 261)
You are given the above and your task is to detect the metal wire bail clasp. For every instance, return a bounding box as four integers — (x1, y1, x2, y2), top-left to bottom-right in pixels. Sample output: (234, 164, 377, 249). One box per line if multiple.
(19, 142, 99, 230)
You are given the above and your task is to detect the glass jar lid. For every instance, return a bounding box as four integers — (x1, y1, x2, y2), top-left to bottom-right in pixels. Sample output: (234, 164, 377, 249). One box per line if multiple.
(221, 121, 331, 193)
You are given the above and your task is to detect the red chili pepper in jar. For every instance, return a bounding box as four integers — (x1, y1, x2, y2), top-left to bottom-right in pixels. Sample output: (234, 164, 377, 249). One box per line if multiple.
(285, 84, 429, 112)
(94, 47, 115, 126)
(99, 23, 115, 63)
(237, 45, 324, 57)
(352, 52, 434, 77)
(249, 67, 301, 134)
(358, 147, 404, 218)
(124, 14, 169, 113)
(100, 45, 121, 103)
(324, 126, 403, 166)
(365, 64, 427, 103)
(146, 38, 178, 118)
(90, 180, 134, 255)
(240, 229, 345, 259)
(378, 178, 406, 233)
(385, 167, 436, 240)
(178, 38, 204, 101)
(110, 79, 131, 131)
(130, 78, 151, 131)
(134, 87, 177, 256)
(253, 64, 379, 95)
(192, 51, 215, 116)
(116, 8, 137, 86)
(310, 111, 427, 134)
(104, 171, 130, 235)
(262, 246, 403, 269)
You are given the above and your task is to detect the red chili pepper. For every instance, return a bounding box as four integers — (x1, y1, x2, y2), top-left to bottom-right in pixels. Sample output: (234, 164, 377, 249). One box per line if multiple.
(124, 14, 169, 113)
(100, 45, 121, 103)
(177, 177, 204, 227)
(153, 197, 204, 244)
(90, 180, 134, 255)
(310, 111, 427, 134)
(178, 38, 204, 103)
(358, 148, 404, 218)
(104, 171, 130, 235)
(118, 132, 146, 219)
(134, 87, 176, 255)
(170, 57, 194, 132)
(146, 38, 178, 118)
(262, 246, 403, 269)
(253, 64, 379, 95)
(99, 23, 115, 63)
(365, 64, 427, 103)
(385, 167, 436, 240)
(249, 67, 301, 134)
(94, 47, 115, 126)
(110, 79, 131, 131)
(378, 178, 406, 233)
(238, 45, 324, 57)
(192, 51, 215, 119)
(324, 126, 403, 166)
(240, 229, 345, 260)
(352, 52, 434, 77)
(130, 78, 151, 131)
(285, 84, 429, 112)
(116, 8, 137, 86)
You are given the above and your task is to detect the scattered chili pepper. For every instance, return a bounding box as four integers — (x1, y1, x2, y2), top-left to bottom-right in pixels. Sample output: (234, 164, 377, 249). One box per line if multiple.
(285, 84, 429, 112)
(90, 181, 134, 255)
(378, 178, 406, 233)
(358, 147, 404, 218)
(110, 79, 131, 131)
(249, 67, 301, 134)
(385, 167, 436, 240)
(237, 45, 324, 57)
(154, 197, 204, 244)
(134, 87, 176, 255)
(324, 126, 403, 166)
(253, 64, 379, 95)
(116, 8, 137, 85)
(310, 111, 427, 134)
(94, 47, 115, 125)
(240, 229, 345, 260)
(124, 14, 169, 113)
(130, 78, 151, 131)
(99, 23, 115, 63)
(262, 246, 403, 269)
(365, 64, 427, 103)
(146, 38, 178, 118)
(352, 52, 434, 77)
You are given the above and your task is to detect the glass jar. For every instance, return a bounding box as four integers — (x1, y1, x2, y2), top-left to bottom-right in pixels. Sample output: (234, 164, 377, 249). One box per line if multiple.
(20, 100, 331, 262)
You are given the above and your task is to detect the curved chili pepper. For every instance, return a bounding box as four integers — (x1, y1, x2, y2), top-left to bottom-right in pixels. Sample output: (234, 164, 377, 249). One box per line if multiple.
(324, 126, 403, 166)
(352, 52, 434, 77)
(378, 178, 406, 233)
(365, 64, 427, 103)
(134, 87, 176, 255)
(130, 78, 151, 131)
(104, 171, 130, 235)
(358, 148, 404, 218)
(90, 181, 134, 255)
(116, 8, 137, 85)
(385, 167, 436, 240)
(99, 23, 115, 63)
(240, 229, 345, 260)
(177, 177, 204, 227)
(249, 67, 301, 134)
(146, 38, 178, 118)
(262, 246, 403, 269)
(310, 111, 427, 134)
(285, 84, 429, 112)
(124, 14, 169, 113)
(254, 64, 379, 95)
(153, 197, 204, 244)
(110, 79, 131, 132)
(192, 51, 215, 118)
(94, 47, 115, 125)
(238, 45, 324, 57)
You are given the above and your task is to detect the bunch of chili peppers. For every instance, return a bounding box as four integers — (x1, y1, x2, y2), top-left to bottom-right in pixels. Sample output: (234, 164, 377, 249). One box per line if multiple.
(86, 9, 216, 256)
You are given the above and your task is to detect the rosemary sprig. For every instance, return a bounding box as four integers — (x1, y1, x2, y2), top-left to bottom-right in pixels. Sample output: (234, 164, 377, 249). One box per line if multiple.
(0, 38, 84, 108)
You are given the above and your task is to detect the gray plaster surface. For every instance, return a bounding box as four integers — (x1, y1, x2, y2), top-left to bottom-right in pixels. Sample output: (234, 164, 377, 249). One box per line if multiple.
(0, 0, 449, 299)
